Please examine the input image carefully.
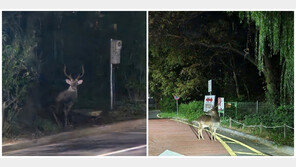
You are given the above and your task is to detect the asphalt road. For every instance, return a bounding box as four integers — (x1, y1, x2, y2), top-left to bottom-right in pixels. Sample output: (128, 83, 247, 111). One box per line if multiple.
(148, 111, 290, 156)
(149, 119, 229, 156)
(216, 129, 290, 156)
(3, 119, 146, 156)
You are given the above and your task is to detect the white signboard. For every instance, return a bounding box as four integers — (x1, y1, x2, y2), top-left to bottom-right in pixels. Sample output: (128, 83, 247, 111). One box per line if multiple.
(110, 39, 122, 64)
(218, 97, 224, 113)
(208, 80, 212, 93)
(204, 95, 215, 112)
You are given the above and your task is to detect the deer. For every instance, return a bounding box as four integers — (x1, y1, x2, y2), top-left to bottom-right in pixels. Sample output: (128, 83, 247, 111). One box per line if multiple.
(196, 106, 220, 141)
(52, 65, 84, 127)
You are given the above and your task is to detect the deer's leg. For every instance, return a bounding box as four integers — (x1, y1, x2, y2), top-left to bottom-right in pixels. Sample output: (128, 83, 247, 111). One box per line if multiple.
(64, 106, 68, 127)
(198, 126, 204, 140)
(63, 104, 70, 127)
(197, 123, 201, 139)
(213, 127, 217, 141)
(209, 126, 214, 140)
(52, 112, 62, 128)
(64, 103, 73, 126)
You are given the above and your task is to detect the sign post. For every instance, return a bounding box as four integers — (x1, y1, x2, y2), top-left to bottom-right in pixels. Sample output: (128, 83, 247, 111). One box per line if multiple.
(110, 39, 122, 110)
(208, 80, 212, 95)
(204, 95, 215, 112)
(218, 97, 225, 117)
(173, 95, 180, 115)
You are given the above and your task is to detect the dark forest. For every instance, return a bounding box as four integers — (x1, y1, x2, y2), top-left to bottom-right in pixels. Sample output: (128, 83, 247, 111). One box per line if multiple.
(2, 11, 146, 138)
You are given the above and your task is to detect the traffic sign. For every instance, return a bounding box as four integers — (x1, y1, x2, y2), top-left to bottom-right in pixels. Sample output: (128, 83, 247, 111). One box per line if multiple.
(204, 95, 215, 112)
(173, 95, 180, 115)
(173, 95, 180, 100)
(218, 97, 225, 116)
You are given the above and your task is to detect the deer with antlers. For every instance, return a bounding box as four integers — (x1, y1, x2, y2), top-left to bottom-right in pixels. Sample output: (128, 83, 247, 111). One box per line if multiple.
(52, 65, 84, 127)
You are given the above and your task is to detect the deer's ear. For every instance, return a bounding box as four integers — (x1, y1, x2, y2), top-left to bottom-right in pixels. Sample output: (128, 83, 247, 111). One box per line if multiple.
(77, 80, 83, 85)
(66, 79, 72, 85)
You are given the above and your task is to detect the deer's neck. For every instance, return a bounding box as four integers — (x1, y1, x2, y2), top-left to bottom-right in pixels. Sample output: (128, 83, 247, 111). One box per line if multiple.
(211, 114, 220, 122)
(67, 86, 77, 92)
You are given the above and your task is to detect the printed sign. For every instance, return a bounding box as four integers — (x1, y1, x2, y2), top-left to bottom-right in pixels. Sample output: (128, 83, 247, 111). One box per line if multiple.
(208, 80, 212, 93)
(218, 97, 224, 113)
(204, 95, 215, 112)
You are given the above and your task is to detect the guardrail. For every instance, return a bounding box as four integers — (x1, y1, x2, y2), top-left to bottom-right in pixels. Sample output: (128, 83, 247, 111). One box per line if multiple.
(227, 117, 294, 138)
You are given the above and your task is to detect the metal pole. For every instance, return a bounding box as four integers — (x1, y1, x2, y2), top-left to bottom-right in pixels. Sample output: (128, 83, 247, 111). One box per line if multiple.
(256, 100, 258, 113)
(176, 100, 178, 115)
(110, 63, 113, 110)
(284, 124, 286, 138)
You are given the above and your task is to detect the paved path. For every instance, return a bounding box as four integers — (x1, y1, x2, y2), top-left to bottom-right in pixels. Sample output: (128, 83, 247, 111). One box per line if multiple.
(217, 129, 290, 156)
(3, 119, 146, 156)
(149, 118, 291, 156)
(149, 119, 229, 156)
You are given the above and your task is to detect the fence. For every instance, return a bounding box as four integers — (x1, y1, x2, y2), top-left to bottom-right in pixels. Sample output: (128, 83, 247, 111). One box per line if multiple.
(224, 101, 274, 119)
(226, 117, 294, 138)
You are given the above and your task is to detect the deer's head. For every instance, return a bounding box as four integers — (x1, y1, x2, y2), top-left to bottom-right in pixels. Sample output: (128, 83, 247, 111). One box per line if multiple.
(205, 106, 218, 117)
(64, 65, 84, 91)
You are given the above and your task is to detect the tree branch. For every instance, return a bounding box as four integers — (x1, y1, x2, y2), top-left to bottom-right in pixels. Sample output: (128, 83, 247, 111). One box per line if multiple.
(195, 42, 257, 67)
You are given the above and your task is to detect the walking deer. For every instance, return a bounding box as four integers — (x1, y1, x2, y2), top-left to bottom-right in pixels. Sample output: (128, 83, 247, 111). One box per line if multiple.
(196, 106, 220, 141)
(53, 65, 84, 127)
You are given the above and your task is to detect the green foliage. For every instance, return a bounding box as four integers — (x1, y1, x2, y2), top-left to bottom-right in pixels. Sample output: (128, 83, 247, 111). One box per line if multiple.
(34, 117, 59, 132)
(226, 104, 294, 146)
(149, 12, 267, 104)
(239, 12, 294, 105)
(241, 105, 294, 128)
(2, 12, 40, 136)
(160, 100, 205, 122)
(178, 101, 204, 122)
(159, 96, 176, 113)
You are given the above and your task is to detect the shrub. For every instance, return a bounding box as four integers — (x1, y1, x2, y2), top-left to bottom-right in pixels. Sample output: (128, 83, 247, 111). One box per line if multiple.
(34, 117, 59, 132)
(179, 101, 204, 122)
(159, 96, 176, 112)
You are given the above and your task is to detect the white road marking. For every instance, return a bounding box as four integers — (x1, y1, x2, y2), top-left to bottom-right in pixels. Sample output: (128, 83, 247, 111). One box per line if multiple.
(97, 145, 146, 156)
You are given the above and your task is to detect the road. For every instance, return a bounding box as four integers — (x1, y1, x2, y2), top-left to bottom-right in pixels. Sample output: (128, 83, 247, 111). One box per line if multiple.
(148, 111, 290, 156)
(2, 119, 146, 156)
(149, 119, 229, 156)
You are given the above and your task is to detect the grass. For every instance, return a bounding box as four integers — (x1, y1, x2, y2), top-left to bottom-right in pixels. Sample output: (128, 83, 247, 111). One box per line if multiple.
(220, 117, 294, 146)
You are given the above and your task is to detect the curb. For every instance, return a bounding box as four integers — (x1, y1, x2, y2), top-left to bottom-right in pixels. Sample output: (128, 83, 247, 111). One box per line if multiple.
(217, 126, 294, 156)
(171, 117, 294, 156)
(3, 119, 146, 154)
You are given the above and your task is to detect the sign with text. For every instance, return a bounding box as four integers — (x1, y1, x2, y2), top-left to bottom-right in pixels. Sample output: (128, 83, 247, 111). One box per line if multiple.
(204, 95, 215, 112)
(218, 97, 224, 114)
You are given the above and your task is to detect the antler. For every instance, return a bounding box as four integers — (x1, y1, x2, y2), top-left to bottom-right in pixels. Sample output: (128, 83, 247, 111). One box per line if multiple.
(76, 65, 85, 80)
(64, 65, 73, 80)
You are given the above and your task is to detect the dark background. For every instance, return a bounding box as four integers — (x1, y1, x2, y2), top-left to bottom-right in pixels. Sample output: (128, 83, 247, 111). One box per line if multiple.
(2, 11, 146, 136)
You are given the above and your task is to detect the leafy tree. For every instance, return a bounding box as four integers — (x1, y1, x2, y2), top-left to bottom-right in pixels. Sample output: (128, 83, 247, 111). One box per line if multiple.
(238, 11, 294, 105)
(149, 11, 293, 107)
(2, 12, 40, 135)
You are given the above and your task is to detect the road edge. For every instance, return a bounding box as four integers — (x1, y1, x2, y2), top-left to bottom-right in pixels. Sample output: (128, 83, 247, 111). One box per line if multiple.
(217, 126, 294, 156)
(2, 118, 146, 154)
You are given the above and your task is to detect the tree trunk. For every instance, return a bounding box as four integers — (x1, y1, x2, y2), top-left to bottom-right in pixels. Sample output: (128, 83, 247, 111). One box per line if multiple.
(263, 55, 279, 105)
(232, 71, 241, 99)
